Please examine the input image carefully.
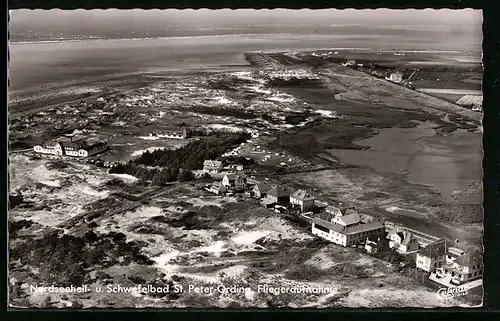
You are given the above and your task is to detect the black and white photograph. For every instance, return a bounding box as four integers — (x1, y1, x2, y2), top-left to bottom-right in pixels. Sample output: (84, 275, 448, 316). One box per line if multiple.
(8, 8, 483, 308)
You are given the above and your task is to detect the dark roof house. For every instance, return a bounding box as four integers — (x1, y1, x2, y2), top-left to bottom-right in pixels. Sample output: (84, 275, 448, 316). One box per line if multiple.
(337, 213, 361, 226)
(313, 214, 384, 236)
(290, 189, 315, 201)
(267, 185, 294, 199)
(454, 250, 483, 269)
(254, 183, 273, 193)
(418, 239, 447, 258)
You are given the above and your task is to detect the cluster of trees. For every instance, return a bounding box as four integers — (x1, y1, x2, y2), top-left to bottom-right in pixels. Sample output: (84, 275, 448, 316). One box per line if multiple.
(110, 132, 249, 185)
(9, 230, 153, 287)
(109, 165, 194, 186)
(134, 132, 250, 168)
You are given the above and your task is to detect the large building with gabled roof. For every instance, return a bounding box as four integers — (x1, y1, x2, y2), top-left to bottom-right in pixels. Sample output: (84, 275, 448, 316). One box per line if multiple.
(33, 137, 108, 158)
(416, 239, 447, 272)
(289, 189, 315, 212)
(311, 210, 385, 247)
(388, 228, 420, 254)
(442, 249, 483, 284)
(203, 160, 223, 173)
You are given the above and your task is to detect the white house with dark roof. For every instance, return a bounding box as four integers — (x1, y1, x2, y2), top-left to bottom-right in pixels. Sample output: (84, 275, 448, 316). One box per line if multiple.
(253, 183, 274, 198)
(442, 250, 483, 284)
(289, 189, 315, 212)
(416, 239, 447, 272)
(34, 138, 108, 158)
(208, 182, 227, 195)
(311, 211, 385, 247)
(222, 173, 247, 189)
(265, 185, 294, 205)
(388, 228, 420, 254)
(203, 160, 223, 173)
(325, 205, 342, 217)
(150, 128, 187, 139)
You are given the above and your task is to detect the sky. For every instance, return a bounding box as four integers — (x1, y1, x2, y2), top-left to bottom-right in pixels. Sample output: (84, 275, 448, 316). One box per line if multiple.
(10, 9, 481, 28)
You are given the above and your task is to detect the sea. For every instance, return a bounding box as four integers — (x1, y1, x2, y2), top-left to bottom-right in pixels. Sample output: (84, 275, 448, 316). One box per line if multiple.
(8, 21, 482, 95)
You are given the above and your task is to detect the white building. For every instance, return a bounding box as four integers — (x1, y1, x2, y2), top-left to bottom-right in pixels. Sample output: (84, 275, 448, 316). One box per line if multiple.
(289, 189, 315, 212)
(203, 160, 223, 173)
(441, 250, 483, 284)
(208, 182, 227, 195)
(33, 138, 108, 158)
(386, 72, 404, 83)
(385, 71, 403, 83)
(150, 128, 187, 139)
(446, 247, 465, 264)
(312, 211, 385, 247)
(221, 174, 247, 189)
(387, 228, 420, 254)
(416, 239, 447, 273)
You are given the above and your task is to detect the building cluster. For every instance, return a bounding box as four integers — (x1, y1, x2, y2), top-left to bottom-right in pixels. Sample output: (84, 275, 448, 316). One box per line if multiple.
(202, 160, 482, 288)
(33, 137, 108, 158)
(149, 128, 187, 139)
(417, 239, 483, 286)
(311, 205, 483, 287)
(203, 159, 321, 214)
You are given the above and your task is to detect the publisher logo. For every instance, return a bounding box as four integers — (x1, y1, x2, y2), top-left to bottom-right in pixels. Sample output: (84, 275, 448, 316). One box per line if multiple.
(437, 286, 468, 299)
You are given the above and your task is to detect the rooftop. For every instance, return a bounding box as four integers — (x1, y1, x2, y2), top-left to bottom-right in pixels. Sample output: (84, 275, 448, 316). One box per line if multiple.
(388, 229, 415, 245)
(326, 205, 342, 215)
(267, 185, 294, 198)
(43, 138, 89, 149)
(224, 173, 246, 180)
(456, 95, 482, 106)
(418, 239, 447, 258)
(337, 213, 361, 226)
(254, 183, 274, 193)
(290, 189, 315, 201)
(313, 215, 384, 236)
(203, 160, 222, 166)
(454, 250, 483, 268)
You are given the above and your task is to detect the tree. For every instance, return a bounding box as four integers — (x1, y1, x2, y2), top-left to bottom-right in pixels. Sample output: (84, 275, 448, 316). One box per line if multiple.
(178, 170, 195, 182)
(64, 262, 85, 286)
(110, 232, 127, 244)
(83, 230, 98, 243)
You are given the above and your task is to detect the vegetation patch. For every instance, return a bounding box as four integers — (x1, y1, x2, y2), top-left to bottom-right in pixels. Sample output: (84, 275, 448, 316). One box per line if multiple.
(9, 230, 153, 287)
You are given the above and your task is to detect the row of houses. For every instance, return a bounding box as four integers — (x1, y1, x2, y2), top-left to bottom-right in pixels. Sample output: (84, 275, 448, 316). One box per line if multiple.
(310, 204, 483, 286)
(416, 239, 483, 285)
(149, 128, 187, 139)
(33, 138, 108, 158)
(202, 164, 482, 288)
(384, 225, 482, 285)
